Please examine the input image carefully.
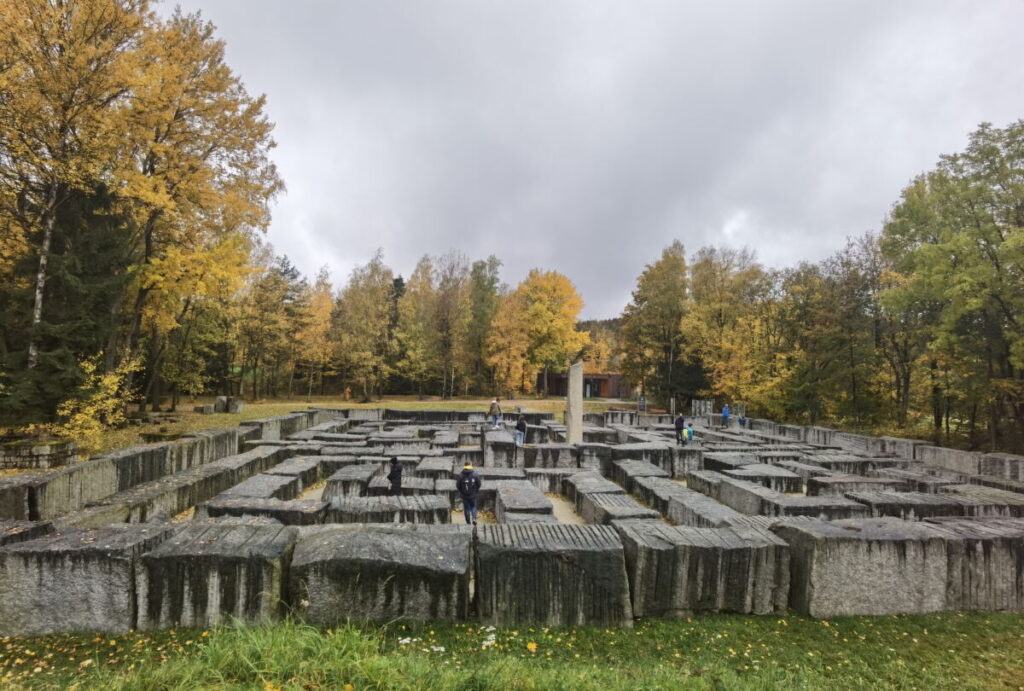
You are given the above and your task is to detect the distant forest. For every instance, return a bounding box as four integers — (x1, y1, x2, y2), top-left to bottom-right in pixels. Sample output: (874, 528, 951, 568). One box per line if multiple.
(1, 3, 1022, 452)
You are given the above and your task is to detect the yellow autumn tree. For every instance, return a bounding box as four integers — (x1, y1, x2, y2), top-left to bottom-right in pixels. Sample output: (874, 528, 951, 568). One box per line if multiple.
(583, 325, 617, 375)
(297, 267, 334, 401)
(520, 269, 590, 395)
(487, 269, 589, 396)
(396, 256, 440, 396)
(487, 289, 533, 396)
(0, 0, 147, 369)
(681, 246, 779, 409)
(113, 9, 283, 405)
(333, 251, 395, 401)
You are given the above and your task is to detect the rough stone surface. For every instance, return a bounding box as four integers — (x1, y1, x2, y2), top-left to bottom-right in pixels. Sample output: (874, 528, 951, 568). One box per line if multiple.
(325, 495, 451, 524)
(614, 520, 789, 617)
(924, 517, 1024, 611)
(219, 473, 300, 501)
(610, 443, 674, 477)
(414, 457, 457, 479)
(580, 493, 660, 524)
(916, 445, 983, 475)
(264, 456, 323, 489)
(501, 512, 560, 524)
(665, 488, 749, 528)
(563, 472, 626, 513)
(702, 453, 758, 473)
(715, 475, 868, 519)
(524, 467, 581, 493)
(844, 489, 1024, 520)
(0, 519, 54, 545)
(871, 468, 960, 493)
(366, 476, 437, 497)
(0, 475, 37, 520)
(631, 476, 692, 515)
(495, 484, 553, 521)
(204, 496, 328, 525)
(576, 443, 613, 473)
(0, 524, 174, 635)
(940, 484, 1024, 516)
(482, 428, 517, 467)
(322, 464, 381, 501)
(476, 524, 633, 627)
(291, 524, 472, 622)
(722, 464, 803, 493)
(565, 361, 584, 444)
(804, 455, 902, 475)
(669, 447, 703, 478)
(807, 474, 910, 496)
(774, 518, 949, 617)
(476, 467, 528, 481)
(136, 523, 298, 629)
(776, 461, 834, 481)
(65, 446, 287, 527)
(611, 459, 671, 494)
(519, 444, 578, 469)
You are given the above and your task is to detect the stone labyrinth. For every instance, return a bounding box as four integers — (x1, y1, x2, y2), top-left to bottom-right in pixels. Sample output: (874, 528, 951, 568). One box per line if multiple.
(1, 407, 1023, 636)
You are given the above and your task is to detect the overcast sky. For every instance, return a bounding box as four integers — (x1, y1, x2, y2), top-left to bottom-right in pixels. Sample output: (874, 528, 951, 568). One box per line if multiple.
(167, 1, 1024, 319)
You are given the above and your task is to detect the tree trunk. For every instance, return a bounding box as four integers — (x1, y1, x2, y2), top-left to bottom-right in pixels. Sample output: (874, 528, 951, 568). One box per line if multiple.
(26, 185, 60, 370)
(927, 360, 941, 442)
(141, 328, 167, 412)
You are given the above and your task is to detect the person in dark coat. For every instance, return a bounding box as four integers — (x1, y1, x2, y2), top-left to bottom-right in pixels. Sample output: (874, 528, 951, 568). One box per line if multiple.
(456, 464, 482, 525)
(514, 415, 527, 446)
(387, 457, 402, 496)
(674, 413, 686, 445)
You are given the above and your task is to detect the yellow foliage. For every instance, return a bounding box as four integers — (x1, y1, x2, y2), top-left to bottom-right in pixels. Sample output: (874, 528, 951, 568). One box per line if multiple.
(487, 269, 589, 394)
(23, 357, 140, 459)
(487, 291, 534, 395)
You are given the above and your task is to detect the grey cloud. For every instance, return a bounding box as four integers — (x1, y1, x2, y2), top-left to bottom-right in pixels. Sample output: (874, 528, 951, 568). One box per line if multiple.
(169, 0, 1024, 317)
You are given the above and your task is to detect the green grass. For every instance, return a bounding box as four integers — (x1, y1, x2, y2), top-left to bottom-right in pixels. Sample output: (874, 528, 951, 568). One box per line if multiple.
(2, 612, 1021, 689)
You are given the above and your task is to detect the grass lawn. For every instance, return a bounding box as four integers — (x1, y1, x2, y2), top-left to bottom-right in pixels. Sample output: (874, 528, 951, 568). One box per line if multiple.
(1, 612, 1021, 689)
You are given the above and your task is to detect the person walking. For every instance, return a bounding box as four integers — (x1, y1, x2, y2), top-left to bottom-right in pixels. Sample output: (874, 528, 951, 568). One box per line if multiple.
(674, 413, 686, 445)
(721, 404, 731, 428)
(488, 398, 502, 428)
(514, 415, 527, 446)
(457, 464, 482, 525)
(386, 457, 402, 496)
(686, 422, 695, 443)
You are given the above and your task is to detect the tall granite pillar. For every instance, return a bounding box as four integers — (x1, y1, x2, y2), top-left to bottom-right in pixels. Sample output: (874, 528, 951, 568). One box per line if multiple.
(566, 361, 584, 444)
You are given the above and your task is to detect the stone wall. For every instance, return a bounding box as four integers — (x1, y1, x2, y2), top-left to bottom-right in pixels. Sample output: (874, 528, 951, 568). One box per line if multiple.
(0, 440, 77, 469)
(5, 406, 1024, 636)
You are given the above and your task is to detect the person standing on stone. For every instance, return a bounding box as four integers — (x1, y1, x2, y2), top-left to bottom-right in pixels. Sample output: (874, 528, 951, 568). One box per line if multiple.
(721, 404, 730, 428)
(488, 398, 502, 429)
(387, 457, 402, 496)
(514, 415, 527, 446)
(686, 422, 695, 442)
(674, 413, 686, 445)
(457, 464, 482, 525)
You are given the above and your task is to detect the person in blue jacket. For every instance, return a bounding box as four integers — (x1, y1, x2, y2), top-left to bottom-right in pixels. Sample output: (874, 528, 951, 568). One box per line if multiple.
(721, 404, 731, 427)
